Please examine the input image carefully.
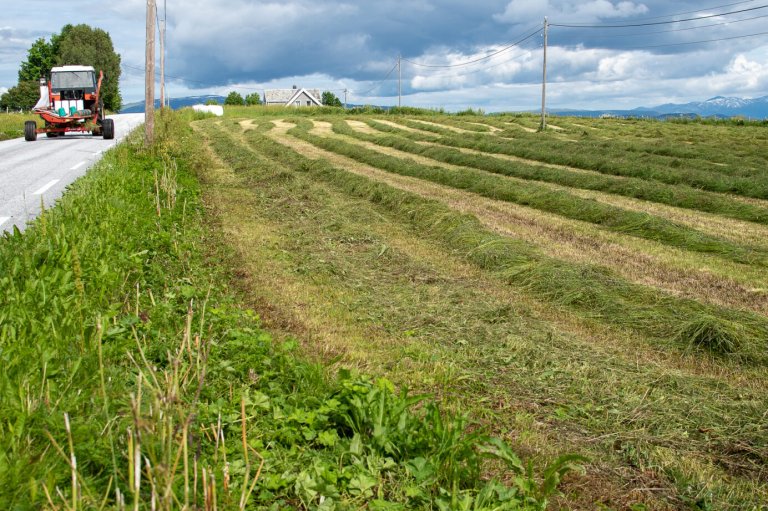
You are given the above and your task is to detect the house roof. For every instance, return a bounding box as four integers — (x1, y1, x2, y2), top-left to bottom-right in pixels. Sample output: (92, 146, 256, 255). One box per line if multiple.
(51, 65, 95, 73)
(265, 88, 322, 106)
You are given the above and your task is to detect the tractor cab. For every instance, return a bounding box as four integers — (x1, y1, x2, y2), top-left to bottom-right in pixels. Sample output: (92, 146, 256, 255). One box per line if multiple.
(50, 66, 98, 116)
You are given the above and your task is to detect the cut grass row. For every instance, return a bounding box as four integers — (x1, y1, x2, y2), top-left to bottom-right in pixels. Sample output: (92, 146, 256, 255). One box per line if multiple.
(361, 118, 768, 225)
(505, 116, 768, 176)
(267, 119, 768, 315)
(340, 120, 768, 250)
(416, 115, 768, 189)
(225, 119, 768, 364)
(199, 117, 768, 508)
(288, 118, 768, 270)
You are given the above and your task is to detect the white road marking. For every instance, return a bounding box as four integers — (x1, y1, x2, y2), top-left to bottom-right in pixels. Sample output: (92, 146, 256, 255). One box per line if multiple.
(70, 161, 86, 170)
(33, 179, 60, 195)
(0, 217, 9, 226)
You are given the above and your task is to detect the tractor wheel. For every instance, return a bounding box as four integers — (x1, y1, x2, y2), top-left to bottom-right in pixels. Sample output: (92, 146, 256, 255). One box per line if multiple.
(102, 119, 114, 140)
(24, 121, 37, 141)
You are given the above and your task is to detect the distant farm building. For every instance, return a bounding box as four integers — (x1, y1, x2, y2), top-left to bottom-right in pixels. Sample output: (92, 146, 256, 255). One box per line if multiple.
(264, 86, 322, 107)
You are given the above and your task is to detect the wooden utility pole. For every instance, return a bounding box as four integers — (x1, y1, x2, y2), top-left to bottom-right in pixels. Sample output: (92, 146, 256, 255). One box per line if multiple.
(540, 17, 548, 131)
(344, 88, 348, 109)
(159, 0, 166, 108)
(398, 54, 402, 108)
(145, 0, 156, 145)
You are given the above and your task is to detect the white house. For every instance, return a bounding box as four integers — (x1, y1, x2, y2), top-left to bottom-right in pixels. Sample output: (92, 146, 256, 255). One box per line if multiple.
(264, 86, 322, 107)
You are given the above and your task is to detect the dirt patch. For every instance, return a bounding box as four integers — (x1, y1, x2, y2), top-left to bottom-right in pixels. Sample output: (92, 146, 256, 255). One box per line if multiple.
(345, 119, 380, 135)
(238, 119, 257, 131)
(309, 120, 333, 136)
(270, 119, 295, 135)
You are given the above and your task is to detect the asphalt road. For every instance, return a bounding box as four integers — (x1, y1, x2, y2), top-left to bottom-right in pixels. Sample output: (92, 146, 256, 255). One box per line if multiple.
(0, 113, 145, 234)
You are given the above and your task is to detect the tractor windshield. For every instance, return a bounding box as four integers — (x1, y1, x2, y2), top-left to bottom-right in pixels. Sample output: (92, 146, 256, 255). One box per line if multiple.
(51, 71, 96, 92)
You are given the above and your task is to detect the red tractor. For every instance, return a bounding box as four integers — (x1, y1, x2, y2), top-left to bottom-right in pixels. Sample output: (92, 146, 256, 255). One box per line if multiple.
(24, 65, 114, 141)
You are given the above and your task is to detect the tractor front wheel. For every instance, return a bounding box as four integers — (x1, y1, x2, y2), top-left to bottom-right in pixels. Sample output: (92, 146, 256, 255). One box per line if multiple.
(102, 118, 114, 140)
(24, 121, 37, 141)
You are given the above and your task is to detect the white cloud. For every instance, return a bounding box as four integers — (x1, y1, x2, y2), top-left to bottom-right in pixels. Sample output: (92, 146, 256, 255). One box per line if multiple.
(495, 0, 648, 24)
(408, 44, 537, 91)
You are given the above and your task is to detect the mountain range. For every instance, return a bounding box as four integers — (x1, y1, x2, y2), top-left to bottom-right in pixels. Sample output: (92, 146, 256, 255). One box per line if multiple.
(120, 95, 768, 119)
(550, 95, 768, 119)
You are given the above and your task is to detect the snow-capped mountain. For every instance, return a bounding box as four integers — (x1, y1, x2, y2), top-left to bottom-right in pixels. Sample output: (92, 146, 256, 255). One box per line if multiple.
(636, 96, 768, 118)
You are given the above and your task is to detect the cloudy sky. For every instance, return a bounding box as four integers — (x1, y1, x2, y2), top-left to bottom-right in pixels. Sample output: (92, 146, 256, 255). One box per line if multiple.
(2, 0, 768, 111)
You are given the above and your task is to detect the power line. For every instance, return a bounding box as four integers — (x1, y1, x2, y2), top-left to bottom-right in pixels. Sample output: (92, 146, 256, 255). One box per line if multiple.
(577, 13, 768, 39)
(356, 60, 399, 96)
(402, 26, 541, 68)
(408, 44, 537, 82)
(626, 28, 768, 48)
(551, 3, 768, 27)
(610, 0, 758, 22)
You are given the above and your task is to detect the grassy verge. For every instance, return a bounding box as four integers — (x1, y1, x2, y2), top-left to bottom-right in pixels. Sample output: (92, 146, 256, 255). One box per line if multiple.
(0, 111, 581, 510)
(0, 112, 38, 140)
(195, 116, 768, 509)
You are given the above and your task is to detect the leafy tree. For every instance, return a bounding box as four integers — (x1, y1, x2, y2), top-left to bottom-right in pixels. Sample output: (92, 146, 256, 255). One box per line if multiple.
(224, 91, 244, 106)
(322, 91, 343, 107)
(0, 81, 40, 111)
(245, 92, 262, 106)
(18, 37, 59, 82)
(55, 24, 122, 111)
(204, 99, 220, 105)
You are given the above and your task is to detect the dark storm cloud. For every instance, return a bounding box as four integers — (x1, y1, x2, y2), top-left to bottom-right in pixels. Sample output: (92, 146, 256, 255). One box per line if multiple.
(157, 0, 768, 96)
(1, 0, 766, 109)
(165, 0, 515, 86)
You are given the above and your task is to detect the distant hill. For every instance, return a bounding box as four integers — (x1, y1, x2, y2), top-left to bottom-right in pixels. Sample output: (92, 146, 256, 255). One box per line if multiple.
(641, 96, 768, 118)
(120, 95, 226, 113)
(120, 94, 768, 119)
(549, 95, 768, 120)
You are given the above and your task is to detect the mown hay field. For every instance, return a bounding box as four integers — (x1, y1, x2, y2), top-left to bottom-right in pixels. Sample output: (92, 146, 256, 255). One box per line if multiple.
(193, 109, 768, 510)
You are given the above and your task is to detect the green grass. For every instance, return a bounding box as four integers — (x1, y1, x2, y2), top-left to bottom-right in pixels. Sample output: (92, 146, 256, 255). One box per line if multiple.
(399, 116, 768, 193)
(359, 118, 768, 226)
(208, 119, 768, 365)
(0, 112, 37, 140)
(285, 118, 768, 269)
(0, 110, 579, 510)
(194, 115, 768, 509)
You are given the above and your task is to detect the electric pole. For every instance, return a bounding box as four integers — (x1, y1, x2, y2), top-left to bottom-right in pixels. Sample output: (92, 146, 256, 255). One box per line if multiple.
(159, 0, 166, 108)
(540, 17, 548, 131)
(398, 54, 402, 108)
(145, 0, 156, 145)
(344, 88, 348, 109)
